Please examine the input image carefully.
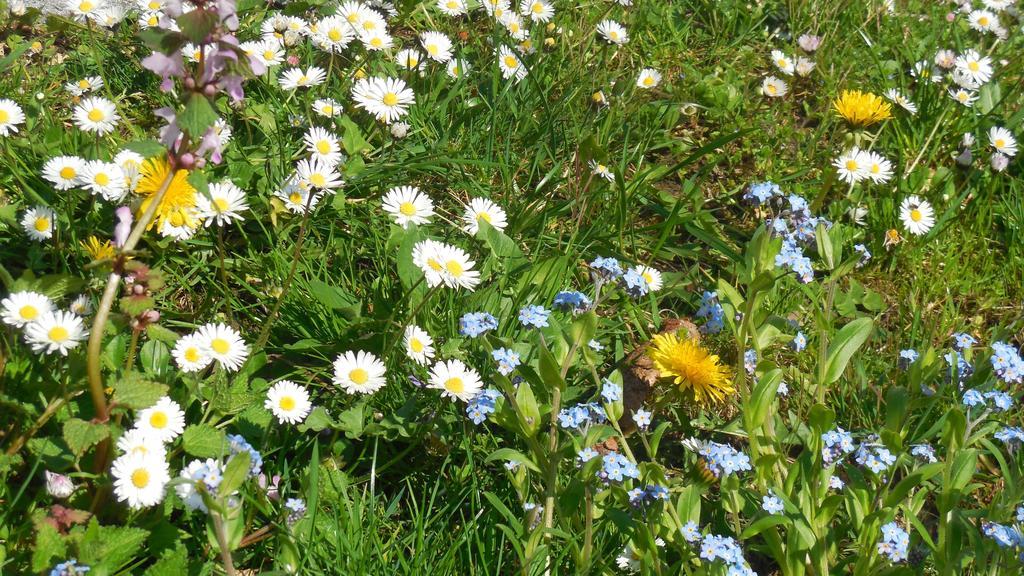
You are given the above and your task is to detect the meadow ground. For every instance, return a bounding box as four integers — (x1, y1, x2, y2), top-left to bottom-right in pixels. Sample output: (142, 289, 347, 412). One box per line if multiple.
(0, 0, 1022, 574)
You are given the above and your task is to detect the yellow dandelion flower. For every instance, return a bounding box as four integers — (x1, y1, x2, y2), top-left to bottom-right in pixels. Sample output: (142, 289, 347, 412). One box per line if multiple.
(647, 333, 734, 404)
(833, 90, 892, 127)
(135, 157, 197, 231)
(80, 236, 115, 260)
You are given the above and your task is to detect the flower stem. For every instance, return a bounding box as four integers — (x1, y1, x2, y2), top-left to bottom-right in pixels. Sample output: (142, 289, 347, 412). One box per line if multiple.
(255, 193, 316, 349)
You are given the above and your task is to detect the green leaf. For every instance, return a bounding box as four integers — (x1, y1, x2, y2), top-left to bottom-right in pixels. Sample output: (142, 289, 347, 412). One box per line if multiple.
(62, 418, 111, 457)
(822, 317, 873, 385)
(307, 279, 359, 312)
(298, 406, 335, 432)
(77, 519, 149, 573)
(182, 424, 226, 458)
(176, 8, 219, 44)
(337, 403, 365, 438)
(145, 323, 180, 346)
(112, 375, 169, 409)
(144, 545, 188, 576)
(478, 218, 523, 261)
(179, 93, 218, 138)
(538, 343, 564, 391)
(486, 448, 542, 473)
(32, 523, 67, 572)
(123, 140, 166, 159)
(741, 514, 790, 539)
(339, 115, 370, 155)
(743, 368, 782, 433)
(515, 381, 541, 437)
(139, 340, 171, 377)
(219, 452, 251, 497)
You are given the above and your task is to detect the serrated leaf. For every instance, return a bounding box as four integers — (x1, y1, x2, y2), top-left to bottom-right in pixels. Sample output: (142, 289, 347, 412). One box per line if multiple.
(63, 418, 110, 457)
(179, 93, 218, 138)
(143, 545, 187, 576)
(182, 424, 226, 458)
(112, 376, 168, 409)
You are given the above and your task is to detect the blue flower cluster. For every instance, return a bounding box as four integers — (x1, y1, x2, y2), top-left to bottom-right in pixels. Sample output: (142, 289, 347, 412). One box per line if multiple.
(910, 443, 937, 463)
(995, 426, 1024, 445)
(577, 446, 598, 464)
(227, 434, 263, 477)
(50, 560, 90, 576)
(695, 291, 725, 334)
(761, 191, 830, 284)
(628, 484, 669, 506)
(557, 402, 606, 429)
(492, 348, 521, 375)
(853, 243, 871, 268)
(466, 389, 501, 424)
(761, 491, 784, 514)
(854, 440, 897, 474)
(621, 268, 650, 298)
(877, 522, 909, 562)
(992, 341, 1024, 384)
(601, 379, 622, 402)
(699, 534, 757, 576)
(952, 332, 977, 351)
(459, 312, 498, 337)
(898, 349, 919, 370)
(699, 442, 751, 478)
(600, 451, 640, 482)
(552, 290, 591, 313)
(963, 388, 1013, 412)
(982, 522, 1024, 548)
(284, 497, 306, 525)
(681, 521, 701, 542)
(944, 351, 973, 384)
(828, 475, 845, 490)
(821, 427, 856, 465)
(743, 349, 757, 374)
(590, 256, 623, 279)
(743, 181, 782, 205)
(518, 305, 550, 329)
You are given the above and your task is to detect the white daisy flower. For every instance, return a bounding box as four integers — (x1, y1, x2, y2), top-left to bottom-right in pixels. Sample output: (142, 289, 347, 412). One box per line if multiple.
(899, 195, 935, 236)
(67, 0, 104, 21)
(382, 186, 434, 228)
(412, 240, 481, 290)
(954, 50, 993, 85)
(761, 76, 788, 97)
(80, 160, 128, 202)
(313, 15, 355, 53)
(116, 428, 167, 459)
(336, 0, 374, 25)
(196, 182, 248, 227)
(73, 97, 120, 135)
(481, 0, 509, 17)
(138, 0, 165, 12)
(770, 49, 795, 75)
(173, 333, 213, 372)
(446, 59, 470, 79)
(138, 10, 163, 28)
(862, 151, 893, 184)
(635, 265, 663, 291)
(265, 380, 312, 424)
(437, 0, 468, 16)
(501, 13, 528, 40)
(884, 89, 917, 114)
(22, 205, 56, 241)
(278, 66, 327, 90)
(462, 197, 508, 235)
(636, 68, 662, 89)
(304, 126, 343, 166)
(314, 98, 343, 118)
(2, 291, 53, 327)
(65, 76, 104, 96)
(395, 49, 425, 71)
(24, 310, 87, 356)
(794, 57, 815, 77)
(333, 350, 388, 394)
(589, 159, 614, 182)
(42, 155, 85, 190)
(252, 39, 285, 69)
(968, 9, 997, 32)
(982, 0, 1012, 9)
(833, 148, 870, 184)
(497, 45, 527, 82)
(519, 0, 553, 22)
(404, 325, 435, 365)
(359, 29, 394, 51)
(351, 77, 415, 124)
(596, 20, 628, 45)
(196, 322, 250, 372)
(0, 99, 26, 136)
(948, 88, 977, 107)
(911, 61, 943, 84)
(69, 294, 93, 316)
(989, 126, 1017, 157)
(420, 31, 453, 63)
(111, 451, 170, 509)
(296, 157, 344, 191)
(428, 359, 483, 402)
(275, 179, 322, 213)
(135, 396, 186, 443)
(158, 211, 201, 241)
(934, 49, 956, 69)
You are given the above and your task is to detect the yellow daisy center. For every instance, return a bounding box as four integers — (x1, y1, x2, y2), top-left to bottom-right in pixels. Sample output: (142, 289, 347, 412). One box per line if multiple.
(349, 368, 369, 385)
(399, 202, 417, 216)
(211, 338, 230, 354)
(131, 468, 150, 488)
(309, 173, 326, 187)
(316, 140, 332, 154)
(184, 347, 200, 362)
(642, 272, 653, 283)
(444, 377, 464, 394)
(910, 209, 922, 222)
(48, 326, 69, 342)
(322, 105, 334, 115)
(968, 61, 979, 72)
(477, 211, 492, 223)
(503, 55, 518, 68)
(427, 45, 438, 55)
(34, 217, 50, 232)
(298, 75, 309, 85)
(446, 0, 457, 8)
(263, 50, 276, 60)
(79, 0, 93, 10)
(148, 0, 160, 8)
(214, 197, 230, 212)
(531, 2, 542, 13)
(19, 305, 38, 320)
(328, 29, 342, 41)
(370, 37, 383, 48)
(610, 31, 619, 40)
(410, 338, 424, 352)
(978, 16, 988, 26)
(78, 79, 91, 89)
(995, 138, 1005, 148)
(289, 192, 303, 204)
(147, 15, 158, 25)
(382, 92, 398, 106)
(279, 395, 296, 411)
(346, 13, 358, 22)
(0, 110, 8, 123)
(427, 258, 443, 271)
(95, 172, 110, 186)
(845, 160, 858, 171)
(60, 166, 76, 179)
(643, 76, 654, 86)
(766, 84, 777, 94)
(87, 108, 104, 122)
(445, 260, 464, 276)
(149, 411, 168, 429)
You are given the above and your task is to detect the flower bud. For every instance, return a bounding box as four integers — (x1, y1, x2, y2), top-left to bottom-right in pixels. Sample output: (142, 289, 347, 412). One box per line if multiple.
(45, 471, 75, 498)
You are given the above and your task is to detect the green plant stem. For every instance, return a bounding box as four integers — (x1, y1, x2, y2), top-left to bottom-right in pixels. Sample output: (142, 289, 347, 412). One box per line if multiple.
(582, 484, 593, 572)
(255, 193, 317, 349)
(212, 511, 238, 576)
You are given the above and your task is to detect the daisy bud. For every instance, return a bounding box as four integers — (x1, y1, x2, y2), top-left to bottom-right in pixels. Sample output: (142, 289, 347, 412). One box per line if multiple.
(797, 33, 821, 52)
(45, 471, 75, 498)
(390, 122, 409, 139)
(991, 153, 1008, 172)
(286, 54, 300, 66)
(945, 12, 955, 21)
(962, 132, 975, 147)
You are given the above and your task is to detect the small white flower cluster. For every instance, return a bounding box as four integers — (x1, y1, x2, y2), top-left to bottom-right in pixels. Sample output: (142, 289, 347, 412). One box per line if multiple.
(1, 291, 90, 356)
